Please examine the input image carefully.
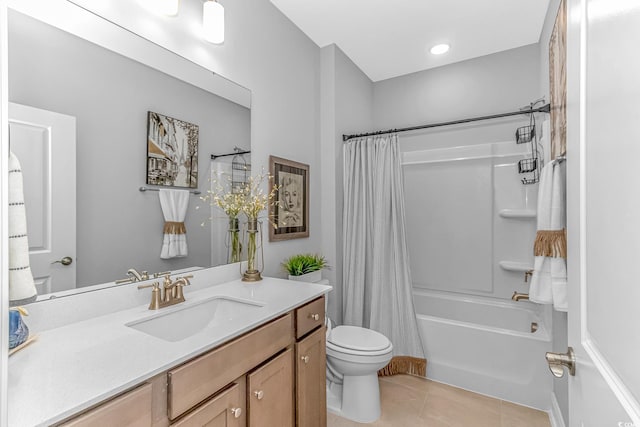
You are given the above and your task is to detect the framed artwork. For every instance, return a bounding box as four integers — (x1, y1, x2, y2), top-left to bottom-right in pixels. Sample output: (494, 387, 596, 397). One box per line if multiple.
(269, 155, 309, 241)
(146, 111, 199, 188)
(549, 0, 567, 160)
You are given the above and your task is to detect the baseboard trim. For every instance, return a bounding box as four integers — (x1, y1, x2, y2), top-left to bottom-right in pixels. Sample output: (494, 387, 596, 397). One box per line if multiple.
(549, 392, 567, 427)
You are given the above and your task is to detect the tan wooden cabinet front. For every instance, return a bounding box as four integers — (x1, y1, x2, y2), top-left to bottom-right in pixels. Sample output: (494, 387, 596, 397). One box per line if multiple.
(296, 326, 327, 427)
(247, 349, 294, 427)
(170, 381, 246, 427)
(58, 383, 152, 427)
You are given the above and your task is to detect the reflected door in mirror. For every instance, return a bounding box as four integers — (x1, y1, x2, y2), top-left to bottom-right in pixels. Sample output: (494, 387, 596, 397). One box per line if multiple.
(9, 103, 77, 294)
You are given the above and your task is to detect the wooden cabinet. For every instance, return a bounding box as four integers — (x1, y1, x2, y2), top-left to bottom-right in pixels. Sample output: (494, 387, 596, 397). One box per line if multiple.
(295, 327, 326, 427)
(170, 381, 246, 427)
(167, 314, 293, 420)
(295, 297, 325, 339)
(58, 383, 153, 427)
(248, 348, 294, 427)
(58, 296, 326, 427)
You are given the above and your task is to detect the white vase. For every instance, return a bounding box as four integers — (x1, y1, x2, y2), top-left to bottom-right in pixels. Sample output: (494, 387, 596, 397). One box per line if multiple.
(288, 270, 322, 283)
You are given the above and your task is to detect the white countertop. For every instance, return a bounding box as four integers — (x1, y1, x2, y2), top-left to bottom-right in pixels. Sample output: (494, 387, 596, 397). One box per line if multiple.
(8, 276, 330, 426)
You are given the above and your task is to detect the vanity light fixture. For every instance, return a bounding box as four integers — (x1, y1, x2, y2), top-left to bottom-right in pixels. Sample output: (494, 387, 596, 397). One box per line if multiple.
(430, 43, 450, 55)
(138, 0, 179, 16)
(203, 0, 225, 44)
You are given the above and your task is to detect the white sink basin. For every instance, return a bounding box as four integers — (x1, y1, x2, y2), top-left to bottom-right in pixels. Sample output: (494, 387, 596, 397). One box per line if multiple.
(126, 297, 264, 342)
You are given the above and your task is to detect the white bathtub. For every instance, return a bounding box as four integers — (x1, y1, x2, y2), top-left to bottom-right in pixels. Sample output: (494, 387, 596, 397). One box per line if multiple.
(414, 288, 553, 410)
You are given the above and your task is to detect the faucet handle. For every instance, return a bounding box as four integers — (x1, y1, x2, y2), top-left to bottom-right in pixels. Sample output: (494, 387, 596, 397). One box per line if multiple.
(138, 282, 162, 310)
(176, 275, 193, 286)
(137, 282, 159, 290)
(153, 271, 171, 279)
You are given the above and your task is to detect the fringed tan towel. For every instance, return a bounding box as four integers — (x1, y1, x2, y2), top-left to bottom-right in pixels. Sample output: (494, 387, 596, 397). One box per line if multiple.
(378, 356, 427, 377)
(159, 189, 189, 259)
(530, 158, 567, 311)
(533, 229, 567, 259)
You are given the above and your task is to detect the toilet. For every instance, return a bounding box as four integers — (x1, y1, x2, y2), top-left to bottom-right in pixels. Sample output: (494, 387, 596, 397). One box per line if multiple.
(325, 322, 393, 423)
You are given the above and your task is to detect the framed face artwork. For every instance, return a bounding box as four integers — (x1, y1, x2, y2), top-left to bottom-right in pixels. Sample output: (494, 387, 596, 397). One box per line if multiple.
(269, 155, 309, 241)
(146, 111, 199, 188)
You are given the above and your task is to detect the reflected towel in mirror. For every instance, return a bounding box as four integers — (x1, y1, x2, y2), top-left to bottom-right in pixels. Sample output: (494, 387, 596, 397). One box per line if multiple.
(159, 189, 189, 259)
(8, 151, 37, 306)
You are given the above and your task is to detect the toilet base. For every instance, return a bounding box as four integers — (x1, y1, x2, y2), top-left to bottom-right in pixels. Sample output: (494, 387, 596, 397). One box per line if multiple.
(326, 373, 382, 423)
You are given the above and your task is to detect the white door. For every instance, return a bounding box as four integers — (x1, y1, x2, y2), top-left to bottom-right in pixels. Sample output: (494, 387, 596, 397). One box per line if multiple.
(564, 0, 640, 425)
(9, 103, 76, 295)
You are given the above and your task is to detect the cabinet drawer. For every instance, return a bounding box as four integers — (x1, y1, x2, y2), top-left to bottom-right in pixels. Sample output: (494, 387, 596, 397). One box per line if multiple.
(170, 381, 245, 427)
(295, 297, 325, 339)
(168, 313, 294, 420)
(59, 383, 152, 427)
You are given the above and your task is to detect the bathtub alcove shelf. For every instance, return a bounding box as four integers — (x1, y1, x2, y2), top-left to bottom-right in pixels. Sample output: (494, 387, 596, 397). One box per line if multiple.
(499, 261, 534, 272)
(498, 209, 537, 219)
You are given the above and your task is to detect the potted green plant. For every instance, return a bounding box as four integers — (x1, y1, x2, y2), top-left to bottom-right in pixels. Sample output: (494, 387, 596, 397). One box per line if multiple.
(282, 253, 328, 283)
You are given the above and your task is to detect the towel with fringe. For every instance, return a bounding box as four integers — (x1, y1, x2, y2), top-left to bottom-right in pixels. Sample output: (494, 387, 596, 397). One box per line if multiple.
(529, 159, 567, 311)
(8, 151, 38, 306)
(159, 189, 189, 259)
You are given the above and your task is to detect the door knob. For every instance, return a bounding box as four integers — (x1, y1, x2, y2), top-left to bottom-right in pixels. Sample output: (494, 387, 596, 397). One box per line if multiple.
(546, 347, 576, 378)
(229, 407, 242, 418)
(309, 313, 320, 321)
(51, 256, 73, 266)
(301, 355, 310, 364)
(254, 390, 264, 400)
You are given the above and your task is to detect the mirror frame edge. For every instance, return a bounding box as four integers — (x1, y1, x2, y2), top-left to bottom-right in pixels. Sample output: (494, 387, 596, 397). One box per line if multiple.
(1, 0, 10, 425)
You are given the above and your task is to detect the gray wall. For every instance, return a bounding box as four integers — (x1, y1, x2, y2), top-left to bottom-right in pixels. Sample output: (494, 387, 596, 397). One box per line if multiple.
(372, 43, 541, 152)
(8, 11, 250, 286)
(539, 0, 569, 424)
(320, 44, 373, 324)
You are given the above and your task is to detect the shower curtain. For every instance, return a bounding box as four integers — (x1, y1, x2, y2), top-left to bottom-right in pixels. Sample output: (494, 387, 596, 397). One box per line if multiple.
(343, 134, 426, 376)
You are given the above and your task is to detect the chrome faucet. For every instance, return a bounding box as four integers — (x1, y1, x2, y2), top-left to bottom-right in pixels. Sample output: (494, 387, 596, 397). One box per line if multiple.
(512, 291, 530, 302)
(138, 274, 193, 310)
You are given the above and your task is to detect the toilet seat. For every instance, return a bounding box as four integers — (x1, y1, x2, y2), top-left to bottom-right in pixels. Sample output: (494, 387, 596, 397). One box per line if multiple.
(327, 326, 392, 356)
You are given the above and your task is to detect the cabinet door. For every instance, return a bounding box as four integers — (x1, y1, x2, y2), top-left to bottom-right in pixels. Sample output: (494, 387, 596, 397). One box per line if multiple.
(171, 381, 245, 427)
(247, 348, 294, 427)
(296, 327, 326, 427)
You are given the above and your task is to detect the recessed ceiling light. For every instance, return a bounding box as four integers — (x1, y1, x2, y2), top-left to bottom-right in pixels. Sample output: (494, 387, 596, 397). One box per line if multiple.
(430, 44, 450, 55)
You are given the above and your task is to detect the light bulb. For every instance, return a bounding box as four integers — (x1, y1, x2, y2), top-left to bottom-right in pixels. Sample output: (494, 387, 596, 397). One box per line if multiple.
(430, 44, 450, 55)
(203, 0, 225, 44)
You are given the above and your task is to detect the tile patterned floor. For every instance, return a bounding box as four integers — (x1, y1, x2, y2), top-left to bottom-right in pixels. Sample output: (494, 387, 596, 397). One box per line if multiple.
(327, 375, 552, 427)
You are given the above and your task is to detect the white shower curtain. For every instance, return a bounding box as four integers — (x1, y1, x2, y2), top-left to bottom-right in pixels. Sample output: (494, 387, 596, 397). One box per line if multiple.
(343, 134, 425, 372)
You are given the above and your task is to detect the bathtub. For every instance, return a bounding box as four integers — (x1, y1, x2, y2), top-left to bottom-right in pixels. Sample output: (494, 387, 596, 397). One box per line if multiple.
(414, 288, 553, 410)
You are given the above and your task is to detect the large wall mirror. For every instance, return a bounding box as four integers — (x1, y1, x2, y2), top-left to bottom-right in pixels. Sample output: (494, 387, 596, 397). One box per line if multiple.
(7, 2, 251, 299)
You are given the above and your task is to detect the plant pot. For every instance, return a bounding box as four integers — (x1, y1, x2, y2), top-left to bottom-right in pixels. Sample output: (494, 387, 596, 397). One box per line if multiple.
(288, 270, 322, 283)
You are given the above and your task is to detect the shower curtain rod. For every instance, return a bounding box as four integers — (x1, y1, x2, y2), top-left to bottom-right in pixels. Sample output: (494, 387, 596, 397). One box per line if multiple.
(342, 103, 551, 142)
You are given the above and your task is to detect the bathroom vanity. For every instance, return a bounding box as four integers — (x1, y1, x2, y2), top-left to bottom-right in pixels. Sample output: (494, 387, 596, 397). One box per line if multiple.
(8, 269, 330, 426)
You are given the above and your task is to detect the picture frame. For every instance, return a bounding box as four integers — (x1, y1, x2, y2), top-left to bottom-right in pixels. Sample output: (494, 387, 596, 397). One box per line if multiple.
(269, 155, 309, 241)
(549, 0, 566, 160)
(146, 111, 199, 188)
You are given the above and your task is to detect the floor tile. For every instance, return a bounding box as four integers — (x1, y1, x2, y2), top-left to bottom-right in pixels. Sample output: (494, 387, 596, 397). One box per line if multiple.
(500, 401, 551, 427)
(328, 376, 553, 427)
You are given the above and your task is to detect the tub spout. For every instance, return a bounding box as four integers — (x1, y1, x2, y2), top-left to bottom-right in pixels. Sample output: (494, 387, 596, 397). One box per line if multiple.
(512, 292, 529, 302)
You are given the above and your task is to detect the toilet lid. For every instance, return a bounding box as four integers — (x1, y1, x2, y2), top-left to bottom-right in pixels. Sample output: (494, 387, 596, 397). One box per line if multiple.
(327, 326, 390, 352)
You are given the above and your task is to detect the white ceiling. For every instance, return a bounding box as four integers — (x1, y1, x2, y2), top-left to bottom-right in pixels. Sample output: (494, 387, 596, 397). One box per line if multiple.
(270, 0, 552, 82)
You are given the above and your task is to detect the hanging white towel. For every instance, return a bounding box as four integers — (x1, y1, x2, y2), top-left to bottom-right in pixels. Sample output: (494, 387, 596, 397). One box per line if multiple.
(529, 159, 567, 311)
(159, 189, 190, 259)
(8, 151, 37, 306)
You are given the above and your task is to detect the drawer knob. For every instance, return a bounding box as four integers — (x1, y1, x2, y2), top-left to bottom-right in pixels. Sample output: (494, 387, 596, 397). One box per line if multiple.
(309, 313, 320, 321)
(230, 407, 242, 418)
(301, 355, 310, 364)
(254, 390, 264, 400)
